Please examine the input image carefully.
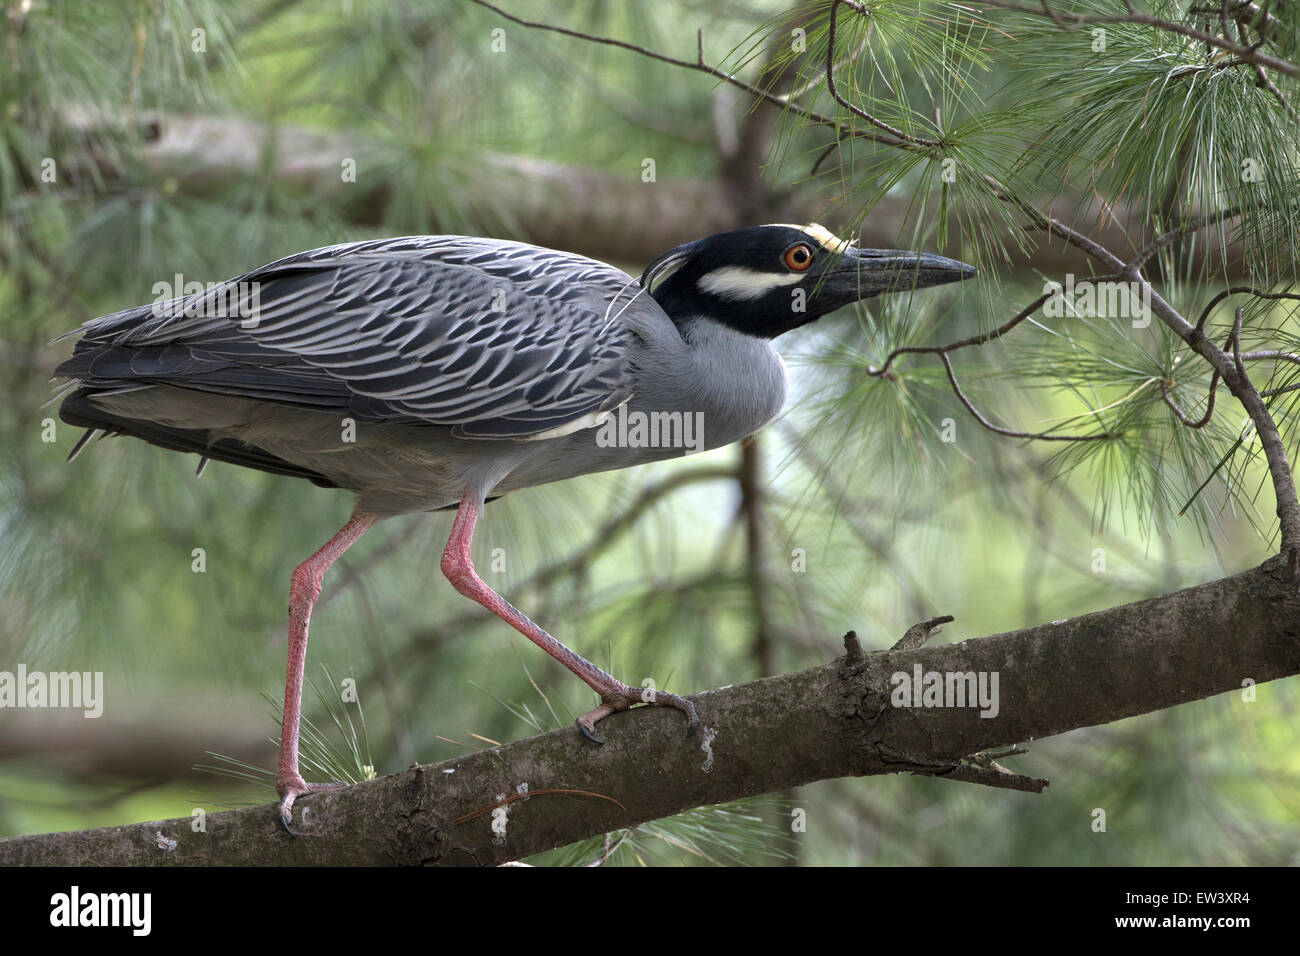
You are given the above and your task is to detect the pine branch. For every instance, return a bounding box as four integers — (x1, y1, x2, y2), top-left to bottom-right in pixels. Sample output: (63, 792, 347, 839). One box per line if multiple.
(940, 351, 1115, 441)
(979, 1, 1299, 77)
(465, 0, 908, 147)
(1145, 283, 1300, 549)
(3, 554, 1296, 866)
(825, 0, 942, 147)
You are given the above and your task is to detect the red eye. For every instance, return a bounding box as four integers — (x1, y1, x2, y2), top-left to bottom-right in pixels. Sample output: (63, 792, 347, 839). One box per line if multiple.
(784, 243, 813, 271)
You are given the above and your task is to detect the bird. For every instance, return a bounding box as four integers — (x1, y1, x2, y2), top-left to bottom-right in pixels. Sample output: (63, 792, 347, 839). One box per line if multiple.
(52, 223, 975, 830)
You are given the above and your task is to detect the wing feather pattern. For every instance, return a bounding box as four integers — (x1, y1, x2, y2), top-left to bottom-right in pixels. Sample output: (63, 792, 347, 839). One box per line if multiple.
(55, 236, 654, 439)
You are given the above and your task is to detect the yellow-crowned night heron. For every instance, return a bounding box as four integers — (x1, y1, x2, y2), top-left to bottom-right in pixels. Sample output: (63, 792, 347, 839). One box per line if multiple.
(53, 223, 974, 829)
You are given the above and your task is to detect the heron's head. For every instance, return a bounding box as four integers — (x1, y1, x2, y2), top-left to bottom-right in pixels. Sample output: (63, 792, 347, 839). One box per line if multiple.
(640, 223, 975, 339)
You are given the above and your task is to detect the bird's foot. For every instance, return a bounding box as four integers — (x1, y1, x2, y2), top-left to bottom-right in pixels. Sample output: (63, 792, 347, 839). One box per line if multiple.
(276, 773, 347, 836)
(576, 682, 699, 745)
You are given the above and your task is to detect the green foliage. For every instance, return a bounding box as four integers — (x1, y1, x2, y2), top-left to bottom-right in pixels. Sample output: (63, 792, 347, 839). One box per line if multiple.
(199, 667, 376, 798)
(529, 797, 797, 866)
(0, 0, 1296, 865)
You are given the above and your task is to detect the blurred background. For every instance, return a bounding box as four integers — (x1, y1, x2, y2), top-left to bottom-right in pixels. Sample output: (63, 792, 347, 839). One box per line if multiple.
(1, 0, 1297, 865)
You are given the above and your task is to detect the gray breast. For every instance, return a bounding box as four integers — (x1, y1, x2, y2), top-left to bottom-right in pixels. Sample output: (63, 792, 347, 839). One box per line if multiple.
(487, 316, 790, 498)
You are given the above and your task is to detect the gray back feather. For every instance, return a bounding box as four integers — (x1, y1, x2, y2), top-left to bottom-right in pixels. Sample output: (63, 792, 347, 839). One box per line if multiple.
(57, 236, 665, 439)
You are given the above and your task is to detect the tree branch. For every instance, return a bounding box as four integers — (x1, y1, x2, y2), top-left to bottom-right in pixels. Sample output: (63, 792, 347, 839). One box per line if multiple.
(979, 1, 1298, 78)
(462, 0, 1300, 550)
(48, 105, 1254, 276)
(868, 288, 1061, 377)
(1129, 208, 1241, 271)
(3, 554, 1296, 865)
(466, 0, 907, 147)
(826, 0, 941, 147)
(1144, 283, 1300, 550)
(1193, 286, 1300, 332)
(1161, 367, 1220, 429)
(940, 351, 1115, 441)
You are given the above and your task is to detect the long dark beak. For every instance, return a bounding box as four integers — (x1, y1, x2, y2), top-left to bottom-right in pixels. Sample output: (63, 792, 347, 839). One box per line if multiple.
(826, 247, 976, 301)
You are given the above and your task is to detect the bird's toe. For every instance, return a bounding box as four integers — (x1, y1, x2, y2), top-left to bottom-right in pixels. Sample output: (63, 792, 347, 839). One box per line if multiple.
(575, 683, 699, 742)
(578, 722, 606, 745)
(276, 775, 348, 834)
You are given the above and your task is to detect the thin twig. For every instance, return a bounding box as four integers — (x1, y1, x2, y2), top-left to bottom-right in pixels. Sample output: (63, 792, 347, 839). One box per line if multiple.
(933, 760, 1049, 793)
(1161, 330, 1240, 429)
(1193, 287, 1300, 333)
(479, 0, 1300, 549)
(1254, 63, 1300, 122)
(1144, 285, 1300, 549)
(1242, 350, 1300, 366)
(1129, 208, 1241, 270)
(940, 352, 1113, 442)
(826, 0, 941, 147)
(452, 788, 626, 825)
(466, 0, 907, 147)
(776, 23, 869, 105)
(980, 1, 1297, 77)
(867, 287, 1119, 443)
(1232, 307, 1247, 381)
(1161, 371, 1220, 429)
(868, 288, 1063, 377)
(1006, 190, 1128, 270)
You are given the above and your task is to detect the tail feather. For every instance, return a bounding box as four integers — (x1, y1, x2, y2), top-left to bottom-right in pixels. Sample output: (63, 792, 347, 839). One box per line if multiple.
(58, 388, 338, 488)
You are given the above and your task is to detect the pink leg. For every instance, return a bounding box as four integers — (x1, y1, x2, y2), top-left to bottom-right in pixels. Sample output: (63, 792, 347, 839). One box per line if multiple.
(277, 511, 377, 832)
(440, 490, 698, 742)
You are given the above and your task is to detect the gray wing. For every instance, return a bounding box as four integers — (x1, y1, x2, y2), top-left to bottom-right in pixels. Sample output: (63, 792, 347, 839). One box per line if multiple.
(55, 236, 658, 439)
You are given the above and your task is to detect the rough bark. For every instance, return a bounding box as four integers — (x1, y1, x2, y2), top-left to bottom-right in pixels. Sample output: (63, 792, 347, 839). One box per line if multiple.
(3, 554, 1295, 866)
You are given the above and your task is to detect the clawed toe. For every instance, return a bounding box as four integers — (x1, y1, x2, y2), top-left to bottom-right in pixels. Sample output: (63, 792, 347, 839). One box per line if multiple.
(276, 777, 347, 836)
(575, 684, 699, 743)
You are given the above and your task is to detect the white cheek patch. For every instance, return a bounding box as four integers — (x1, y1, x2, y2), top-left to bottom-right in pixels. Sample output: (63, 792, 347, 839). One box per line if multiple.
(698, 266, 804, 301)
